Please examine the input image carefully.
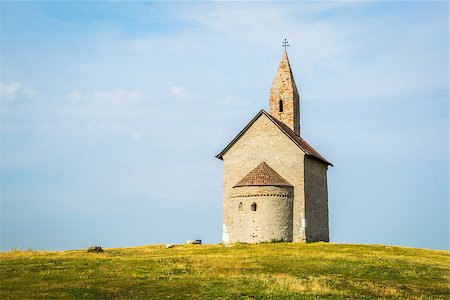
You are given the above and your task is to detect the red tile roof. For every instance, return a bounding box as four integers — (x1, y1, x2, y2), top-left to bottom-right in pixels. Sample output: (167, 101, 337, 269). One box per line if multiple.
(216, 110, 332, 166)
(233, 162, 293, 187)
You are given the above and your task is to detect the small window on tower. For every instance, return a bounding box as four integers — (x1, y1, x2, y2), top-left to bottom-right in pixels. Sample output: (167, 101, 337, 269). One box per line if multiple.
(251, 202, 257, 211)
(279, 100, 283, 112)
(238, 202, 243, 212)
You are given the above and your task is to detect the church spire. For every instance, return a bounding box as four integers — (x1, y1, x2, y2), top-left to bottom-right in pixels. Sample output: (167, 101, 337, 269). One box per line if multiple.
(269, 49, 300, 135)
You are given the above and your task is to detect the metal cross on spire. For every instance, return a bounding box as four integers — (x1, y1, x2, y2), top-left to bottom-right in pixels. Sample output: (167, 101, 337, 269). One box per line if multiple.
(282, 39, 289, 51)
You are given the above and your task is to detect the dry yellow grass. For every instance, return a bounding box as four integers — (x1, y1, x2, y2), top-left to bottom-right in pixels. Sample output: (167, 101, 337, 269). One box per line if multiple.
(1, 243, 449, 299)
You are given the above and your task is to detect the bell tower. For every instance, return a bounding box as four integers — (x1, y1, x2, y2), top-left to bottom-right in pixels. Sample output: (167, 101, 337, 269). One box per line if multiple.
(269, 49, 300, 135)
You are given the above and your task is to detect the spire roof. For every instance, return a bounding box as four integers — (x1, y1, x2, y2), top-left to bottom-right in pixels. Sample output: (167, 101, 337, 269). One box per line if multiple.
(272, 51, 298, 96)
(233, 162, 293, 188)
(269, 50, 301, 134)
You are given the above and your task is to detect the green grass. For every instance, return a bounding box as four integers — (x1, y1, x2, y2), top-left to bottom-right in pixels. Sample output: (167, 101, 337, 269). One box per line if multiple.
(1, 243, 449, 299)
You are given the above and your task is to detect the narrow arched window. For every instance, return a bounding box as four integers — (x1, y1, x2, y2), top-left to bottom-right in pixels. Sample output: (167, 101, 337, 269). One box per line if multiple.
(238, 202, 243, 212)
(251, 202, 257, 211)
(279, 100, 283, 112)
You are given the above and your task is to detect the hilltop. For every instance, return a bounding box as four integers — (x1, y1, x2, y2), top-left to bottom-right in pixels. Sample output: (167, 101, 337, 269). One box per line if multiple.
(1, 243, 448, 299)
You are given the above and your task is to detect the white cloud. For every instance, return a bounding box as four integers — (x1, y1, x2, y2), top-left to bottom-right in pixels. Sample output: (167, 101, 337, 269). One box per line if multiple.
(66, 89, 141, 104)
(0, 81, 21, 97)
(0, 81, 37, 100)
(184, 4, 345, 59)
(60, 89, 142, 136)
(125, 38, 152, 51)
(123, 3, 346, 61)
(63, 88, 144, 130)
(178, 3, 446, 101)
(130, 132, 143, 140)
(22, 86, 38, 98)
(66, 90, 82, 101)
(169, 85, 185, 96)
(220, 95, 250, 107)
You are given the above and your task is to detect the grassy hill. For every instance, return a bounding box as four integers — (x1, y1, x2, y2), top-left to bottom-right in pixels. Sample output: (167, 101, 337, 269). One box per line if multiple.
(1, 243, 449, 299)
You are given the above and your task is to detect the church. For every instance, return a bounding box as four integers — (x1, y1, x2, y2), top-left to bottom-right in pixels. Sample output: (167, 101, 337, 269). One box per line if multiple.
(216, 49, 332, 243)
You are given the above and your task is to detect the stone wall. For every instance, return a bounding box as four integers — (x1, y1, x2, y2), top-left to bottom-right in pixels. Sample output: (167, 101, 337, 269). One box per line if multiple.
(269, 51, 300, 135)
(229, 186, 293, 243)
(221, 114, 306, 243)
(304, 157, 329, 242)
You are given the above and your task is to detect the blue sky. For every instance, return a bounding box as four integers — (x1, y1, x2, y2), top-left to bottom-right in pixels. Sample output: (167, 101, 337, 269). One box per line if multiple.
(0, 1, 448, 251)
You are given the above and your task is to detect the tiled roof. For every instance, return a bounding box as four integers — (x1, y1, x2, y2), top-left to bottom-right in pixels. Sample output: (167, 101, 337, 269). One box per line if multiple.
(233, 162, 293, 187)
(266, 113, 332, 165)
(216, 110, 333, 166)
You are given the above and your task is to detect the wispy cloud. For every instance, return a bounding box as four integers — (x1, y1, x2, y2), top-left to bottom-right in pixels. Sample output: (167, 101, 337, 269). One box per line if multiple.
(0, 81, 37, 100)
(60, 88, 145, 139)
(64, 88, 142, 120)
(66, 89, 141, 104)
(169, 85, 186, 97)
(0, 82, 21, 97)
(1, 1, 447, 250)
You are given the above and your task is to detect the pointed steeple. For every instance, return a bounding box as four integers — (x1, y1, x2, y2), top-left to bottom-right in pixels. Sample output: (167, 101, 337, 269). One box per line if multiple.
(269, 50, 300, 135)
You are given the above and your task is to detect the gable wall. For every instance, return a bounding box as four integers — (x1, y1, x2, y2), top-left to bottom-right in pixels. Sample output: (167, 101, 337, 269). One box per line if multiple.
(304, 157, 329, 242)
(221, 114, 306, 242)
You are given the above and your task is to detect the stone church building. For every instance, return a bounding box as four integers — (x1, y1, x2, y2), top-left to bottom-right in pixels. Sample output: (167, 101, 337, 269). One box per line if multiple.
(216, 50, 332, 243)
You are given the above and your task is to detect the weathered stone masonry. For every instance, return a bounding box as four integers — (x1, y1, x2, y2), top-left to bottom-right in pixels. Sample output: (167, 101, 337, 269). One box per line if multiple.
(217, 50, 332, 243)
(269, 51, 301, 135)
